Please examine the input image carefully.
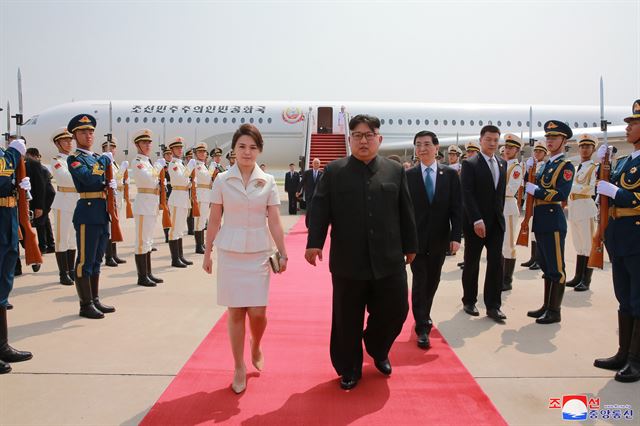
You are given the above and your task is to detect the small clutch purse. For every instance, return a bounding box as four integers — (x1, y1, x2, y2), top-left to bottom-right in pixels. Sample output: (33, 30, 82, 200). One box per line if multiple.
(269, 251, 282, 273)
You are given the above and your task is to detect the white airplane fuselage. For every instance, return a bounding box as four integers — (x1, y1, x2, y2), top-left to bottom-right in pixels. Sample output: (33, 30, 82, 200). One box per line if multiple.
(19, 100, 629, 170)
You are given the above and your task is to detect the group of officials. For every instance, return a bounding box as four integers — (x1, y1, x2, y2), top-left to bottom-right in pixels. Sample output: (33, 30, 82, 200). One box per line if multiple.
(1, 103, 639, 389)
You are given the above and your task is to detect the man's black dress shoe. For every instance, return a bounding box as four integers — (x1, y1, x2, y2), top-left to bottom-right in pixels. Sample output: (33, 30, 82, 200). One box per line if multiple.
(340, 374, 359, 390)
(374, 358, 392, 376)
(417, 332, 431, 349)
(463, 304, 479, 316)
(487, 308, 507, 322)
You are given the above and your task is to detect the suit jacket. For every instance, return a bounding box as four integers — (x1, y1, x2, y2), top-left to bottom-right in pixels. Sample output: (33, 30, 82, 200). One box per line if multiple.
(284, 170, 301, 193)
(307, 155, 417, 280)
(25, 158, 47, 211)
(461, 153, 507, 232)
(407, 163, 462, 255)
(298, 168, 323, 200)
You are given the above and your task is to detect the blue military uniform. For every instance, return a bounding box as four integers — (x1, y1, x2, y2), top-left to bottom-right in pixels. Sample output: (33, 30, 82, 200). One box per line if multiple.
(527, 120, 574, 324)
(594, 99, 640, 382)
(66, 114, 115, 319)
(0, 141, 33, 374)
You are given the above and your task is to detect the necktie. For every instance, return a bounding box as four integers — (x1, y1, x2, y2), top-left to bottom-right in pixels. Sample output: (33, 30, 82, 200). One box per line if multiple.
(577, 163, 583, 172)
(489, 157, 498, 188)
(424, 167, 434, 203)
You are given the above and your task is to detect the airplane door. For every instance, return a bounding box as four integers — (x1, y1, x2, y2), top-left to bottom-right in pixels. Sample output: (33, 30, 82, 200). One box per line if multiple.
(317, 107, 333, 133)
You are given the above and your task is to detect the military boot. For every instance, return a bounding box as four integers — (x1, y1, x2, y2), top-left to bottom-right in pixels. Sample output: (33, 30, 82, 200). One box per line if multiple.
(91, 274, 115, 313)
(75, 275, 104, 319)
(112, 242, 126, 264)
(146, 252, 163, 284)
(194, 230, 205, 254)
(574, 264, 593, 292)
(104, 239, 118, 267)
(615, 318, 640, 383)
(55, 252, 73, 286)
(67, 249, 76, 281)
(178, 238, 193, 265)
(164, 228, 170, 243)
(594, 312, 633, 370)
(527, 279, 552, 318)
(0, 306, 33, 365)
(169, 240, 187, 268)
(502, 258, 516, 291)
(536, 281, 564, 324)
(135, 254, 156, 286)
(521, 241, 537, 267)
(187, 215, 194, 235)
(566, 255, 586, 287)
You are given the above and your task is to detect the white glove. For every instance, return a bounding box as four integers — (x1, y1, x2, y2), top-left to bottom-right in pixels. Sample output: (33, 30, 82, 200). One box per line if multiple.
(155, 158, 167, 168)
(187, 158, 197, 170)
(163, 179, 167, 186)
(125, 178, 130, 185)
(525, 182, 539, 195)
(9, 139, 26, 156)
(119, 160, 129, 170)
(108, 179, 117, 190)
(597, 180, 619, 199)
(19, 177, 31, 191)
(526, 157, 534, 171)
(597, 145, 614, 162)
(101, 152, 114, 163)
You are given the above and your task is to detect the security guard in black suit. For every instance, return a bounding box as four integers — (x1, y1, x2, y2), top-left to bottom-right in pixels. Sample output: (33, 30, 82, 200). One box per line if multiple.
(66, 114, 117, 319)
(594, 100, 640, 383)
(525, 120, 574, 324)
(0, 138, 34, 374)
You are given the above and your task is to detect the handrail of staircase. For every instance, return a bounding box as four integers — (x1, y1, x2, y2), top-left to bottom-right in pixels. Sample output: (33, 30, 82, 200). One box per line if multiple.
(343, 112, 351, 157)
(302, 108, 314, 170)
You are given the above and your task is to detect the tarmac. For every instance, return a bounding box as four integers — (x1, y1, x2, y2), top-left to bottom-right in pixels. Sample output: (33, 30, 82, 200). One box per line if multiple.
(1, 186, 639, 425)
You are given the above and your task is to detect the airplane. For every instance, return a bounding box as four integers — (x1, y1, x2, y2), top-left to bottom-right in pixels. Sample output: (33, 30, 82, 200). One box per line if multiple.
(13, 100, 630, 172)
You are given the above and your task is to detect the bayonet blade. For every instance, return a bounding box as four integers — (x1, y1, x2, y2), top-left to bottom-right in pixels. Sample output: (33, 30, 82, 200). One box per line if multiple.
(17, 68, 23, 116)
(600, 77, 608, 145)
(6, 101, 11, 140)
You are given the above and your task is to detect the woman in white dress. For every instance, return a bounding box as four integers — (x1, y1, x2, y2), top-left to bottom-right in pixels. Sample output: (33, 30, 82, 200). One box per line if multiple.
(202, 124, 288, 394)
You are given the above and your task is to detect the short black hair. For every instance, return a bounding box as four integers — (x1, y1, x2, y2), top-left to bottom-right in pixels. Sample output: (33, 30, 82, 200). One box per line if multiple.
(387, 154, 402, 164)
(26, 147, 40, 156)
(349, 114, 380, 132)
(413, 130, 439, 145)
(480, 125, 501, 137)
(289, 163, 295, 166)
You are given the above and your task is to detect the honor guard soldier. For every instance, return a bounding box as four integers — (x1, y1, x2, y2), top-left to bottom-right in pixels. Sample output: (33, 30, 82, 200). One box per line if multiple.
(226, 150, 236, 168)
(448, 145, 462, 173)
(593, 100, 640, 383)
(161, 145, 173, 242)
(131, 129, 164, 287)
(210, 147, 226, 173)
(465, 140, 480, 159)
(194, 143, 212, 254)
(525, 120, 574, 324)
(521, 141, 548, 270)
(185, 149, 195, 236)
(167, 137, 196, 267)
(66, 114, 117, 319)
(50, 128, 78, 286)
(0, 138, 33, 374)
(101, 138, 127, 267)
(566, 134, 599, 292)
(501, 134, 524, 291)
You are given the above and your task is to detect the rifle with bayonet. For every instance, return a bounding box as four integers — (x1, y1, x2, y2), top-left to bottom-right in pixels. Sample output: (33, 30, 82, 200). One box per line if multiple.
(105, 102, 124, 242)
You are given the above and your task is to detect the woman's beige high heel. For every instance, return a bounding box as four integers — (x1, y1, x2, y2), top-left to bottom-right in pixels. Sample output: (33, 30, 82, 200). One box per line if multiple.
(231, 367, 246, 394)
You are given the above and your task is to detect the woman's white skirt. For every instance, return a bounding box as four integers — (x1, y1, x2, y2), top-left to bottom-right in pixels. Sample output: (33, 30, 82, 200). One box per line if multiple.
(216, 248, 271, 307)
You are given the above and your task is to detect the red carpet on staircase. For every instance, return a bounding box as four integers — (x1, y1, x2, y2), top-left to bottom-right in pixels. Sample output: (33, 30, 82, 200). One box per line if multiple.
(142, 218, 506, 425)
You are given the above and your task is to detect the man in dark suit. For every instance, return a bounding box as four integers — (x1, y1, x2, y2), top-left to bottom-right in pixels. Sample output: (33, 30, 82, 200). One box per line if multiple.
(460, 125, 507, 322)
(297, 158, 322, 227)
(407, 131, 462, 349)
(305, 114, 417, 390)
(284, 163, 301, 215)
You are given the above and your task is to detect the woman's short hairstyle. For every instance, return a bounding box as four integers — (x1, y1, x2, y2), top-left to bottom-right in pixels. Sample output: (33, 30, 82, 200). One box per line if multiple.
(231, 124, 264, 152)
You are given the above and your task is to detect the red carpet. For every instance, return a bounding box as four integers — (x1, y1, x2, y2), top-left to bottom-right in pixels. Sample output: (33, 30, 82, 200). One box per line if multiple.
(142, 219, 506, 425)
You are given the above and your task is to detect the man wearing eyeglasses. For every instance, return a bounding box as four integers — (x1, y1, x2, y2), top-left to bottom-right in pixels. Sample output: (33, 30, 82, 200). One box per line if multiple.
(305, 114, 417, 390)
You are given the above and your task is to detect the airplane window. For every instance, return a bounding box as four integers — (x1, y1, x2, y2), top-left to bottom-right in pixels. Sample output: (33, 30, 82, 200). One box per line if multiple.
(398, 119, 403, 125)
(258, 118, 263, 124)
(389, 119, 394, 125)
(517, 121, 522, 127)
(452, 120, 456, 126)
(470, 120, 474, 126)
(232, 118, 236, 124)
(592, 122, 597, 127)
(537, 121, 542, 127)
(267, 118, 272, 124)
(574, 122, 578, 128)
(125, 117, 130, 123)
(117, 117, 122, 123)
(152, 117, 157, 123)
(408, 119, 412, 125)
(178, 117, 183, 123)
(416, 119, 421, 125)
(187, 117, 192, 123)
(195, 117, 200, 123)
(214, 117, 219, 123)
(381, 119, 385, 125)
(460, 120, 464, 126)
(525, 121, 529, 127)
(583, 122, 587, 127)
(497, 121, 502, 126)
(223, 117, 227, 123)
(143, 117, 148, 123)
(161, 117, 165, 123)
(249, 117, 254, 123)
(434, 120, 438, 125)
(205, 117, 209, 123)
(479, 120, 483, 126)
(134, 117, 139, 123)
(169, 117, 174, 123)
(507, 120, 511, 126)
(240, 118, 245, 123)
(488, 120, 493, 125)
(444, 120, 448, 126)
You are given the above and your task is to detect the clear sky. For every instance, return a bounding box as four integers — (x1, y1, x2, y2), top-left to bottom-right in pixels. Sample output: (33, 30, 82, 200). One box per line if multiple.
(1, 0, 639, 120)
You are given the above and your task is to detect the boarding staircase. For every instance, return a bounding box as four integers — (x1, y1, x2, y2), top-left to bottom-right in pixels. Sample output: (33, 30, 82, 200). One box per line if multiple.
(308, 133, 347, 168)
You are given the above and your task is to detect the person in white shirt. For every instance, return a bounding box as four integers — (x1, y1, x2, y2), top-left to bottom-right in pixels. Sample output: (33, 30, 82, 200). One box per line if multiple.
(447, 145, 462, 173)
(500, 134, 524, 291)
(50, 128, 78, 286)
(101, 138, 127, 267)
(521, 142, 548, 270)
(194, 143, 213, 254)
